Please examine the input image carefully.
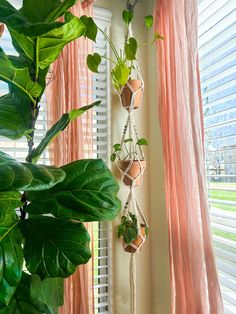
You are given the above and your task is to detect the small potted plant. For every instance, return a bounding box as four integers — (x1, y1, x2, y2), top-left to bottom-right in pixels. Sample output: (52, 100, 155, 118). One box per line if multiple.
(110, 137, 147, 187)
(117, 212, 149, 253)
(86, 1, 163, 110)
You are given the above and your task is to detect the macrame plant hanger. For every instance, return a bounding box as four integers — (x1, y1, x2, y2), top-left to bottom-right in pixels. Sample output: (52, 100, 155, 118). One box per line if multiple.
(115, 21, 148, 314)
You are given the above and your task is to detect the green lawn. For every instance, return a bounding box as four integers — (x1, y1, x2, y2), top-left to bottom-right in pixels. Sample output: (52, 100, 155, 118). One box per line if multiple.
(208, 182, 236, 241)
(212, 229, 236, 242)
(209, 183, 236, 212)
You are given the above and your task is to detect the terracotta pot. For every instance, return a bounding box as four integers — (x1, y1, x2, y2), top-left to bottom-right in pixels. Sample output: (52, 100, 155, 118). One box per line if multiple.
(123, 225, 146, 253)
(119, 160, 146, 187)
(121, 79, 143, 110)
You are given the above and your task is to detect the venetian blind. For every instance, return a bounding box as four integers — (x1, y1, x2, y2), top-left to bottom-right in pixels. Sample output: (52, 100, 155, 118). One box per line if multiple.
(198, 1, 236, 313)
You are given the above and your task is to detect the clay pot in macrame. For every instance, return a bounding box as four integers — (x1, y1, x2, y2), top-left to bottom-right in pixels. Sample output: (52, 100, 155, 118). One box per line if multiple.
(119, 160, 146, 187)
(123, 225, 146, 253)
(121, 79, 143, 110)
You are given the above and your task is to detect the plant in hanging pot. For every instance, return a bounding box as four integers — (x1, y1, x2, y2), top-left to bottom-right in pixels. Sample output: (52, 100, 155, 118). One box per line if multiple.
(110, 137, 148, 187)
(86, 1, 163, 110)
(0, 0, 121, 312)
(117, 212, 149, 253)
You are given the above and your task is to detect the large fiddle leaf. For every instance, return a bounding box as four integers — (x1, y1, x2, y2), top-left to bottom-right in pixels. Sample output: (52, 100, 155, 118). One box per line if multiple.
(0, 48, 42, 101)
(9, 29, 35, 62)
(0, 192, 23, 308)
(0, 151, 66, 192)
(0, 94, 32, 140)
(37, 12, 85, 69)
(20, 0, 76, 23)
(27, 159, 121, 221)
(8, 13, 85, 70)
(30, 275, 64, 313)
(29, 101, 101, 164)
(0, 0, 63, 37)
(0, 272, 53, 314)
(19, 216, 91, 279)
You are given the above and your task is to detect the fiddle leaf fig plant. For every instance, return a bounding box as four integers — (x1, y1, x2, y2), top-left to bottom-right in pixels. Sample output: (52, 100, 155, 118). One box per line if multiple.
(0, 0, 121, 312)
(87, 0, 163, 90)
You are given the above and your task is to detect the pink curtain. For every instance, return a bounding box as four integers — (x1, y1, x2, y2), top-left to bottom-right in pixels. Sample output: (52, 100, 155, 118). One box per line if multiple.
(46, 1, 94, 313)
(154, 1, 224, 313)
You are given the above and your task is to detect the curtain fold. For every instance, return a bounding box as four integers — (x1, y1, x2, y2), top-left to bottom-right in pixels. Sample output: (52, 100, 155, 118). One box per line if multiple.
(154, 1, 224, 313)
(46, 1, 94, 313)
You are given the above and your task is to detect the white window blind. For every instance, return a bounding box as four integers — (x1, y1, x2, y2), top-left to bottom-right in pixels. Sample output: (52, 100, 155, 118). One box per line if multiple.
(0, 2, 112, 313)
(198, 1, 236, 313)
(93, 8, 112, 314)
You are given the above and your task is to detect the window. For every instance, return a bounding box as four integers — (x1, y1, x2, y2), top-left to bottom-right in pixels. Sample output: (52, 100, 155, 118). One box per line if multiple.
(198, 1, 236, 313)
(93, 8, 113, 314)
(0, 2, 112, 313)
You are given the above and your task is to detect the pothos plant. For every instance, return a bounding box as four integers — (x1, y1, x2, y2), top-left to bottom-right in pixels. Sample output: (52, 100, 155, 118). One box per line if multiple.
(117, 212, 149, 245)
(0, 0, 121, 313)
(87, 0, 163, 90)
(110, 137, 148, 162)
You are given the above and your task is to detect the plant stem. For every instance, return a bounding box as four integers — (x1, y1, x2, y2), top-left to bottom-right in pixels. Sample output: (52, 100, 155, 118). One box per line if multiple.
(97, 26, 121, 62)
(21, 39, 40, 219)
(101, 55, 116, 64)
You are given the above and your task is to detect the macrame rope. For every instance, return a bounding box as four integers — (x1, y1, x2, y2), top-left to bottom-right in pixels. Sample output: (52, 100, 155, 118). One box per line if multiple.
(115, 21, 147, 314)
(130, 253, 136, 314)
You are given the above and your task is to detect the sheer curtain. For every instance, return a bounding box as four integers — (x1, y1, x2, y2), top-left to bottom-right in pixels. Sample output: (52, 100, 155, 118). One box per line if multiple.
(46, 1, 94, 313)
(154, 1, 224, 313)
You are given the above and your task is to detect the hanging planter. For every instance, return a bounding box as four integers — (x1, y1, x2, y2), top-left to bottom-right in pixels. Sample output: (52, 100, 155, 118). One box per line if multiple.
(121, 78, 144, 111)
(119, 159, 146, 187)
(86, 2, 164, 313)
(123, 224, 147, 253)
(110, 137, 148, 188)
(117, 213, 149, 254)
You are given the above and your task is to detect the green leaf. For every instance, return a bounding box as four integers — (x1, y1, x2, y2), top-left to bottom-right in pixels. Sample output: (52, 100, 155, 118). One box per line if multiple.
(122, 10, 134, 25)
(123, 226, 138, 244)
(0, 192, 23, 308)
(30, 101, 100, 164)
(113, 143, 121, 152)
(30, 275, 64, 313)
(0, 0, 18, 24)
(0, 272, 52, 314)
(37, 13, 86, 69)
(27, 159, 121, 222)
(0, 151, 66, 192)
(4, 13, 86, 70)
(152, 32, 164, 44)
(20, 0, 76, 23)
(87, 53, 102, 73)
(0, 48, 42, 101)
(80, 15, 98, 41)
(9, 29, 35, 62)
(125, 37, 137, 61)
(145, 15, 153, 30)
(0, 0, 62, 37)
(0, 192, 22, 213)
(112, 62, 130, 89)
(110, 153, 116, 162)
(124, 138, 133, 143)
(20, 216, 91, 279)
(0, 94, 32, 140)
(136, 138, 148, 146)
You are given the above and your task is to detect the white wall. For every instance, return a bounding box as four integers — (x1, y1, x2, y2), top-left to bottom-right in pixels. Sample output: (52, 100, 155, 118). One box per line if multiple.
(95, 1, 171, 313)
